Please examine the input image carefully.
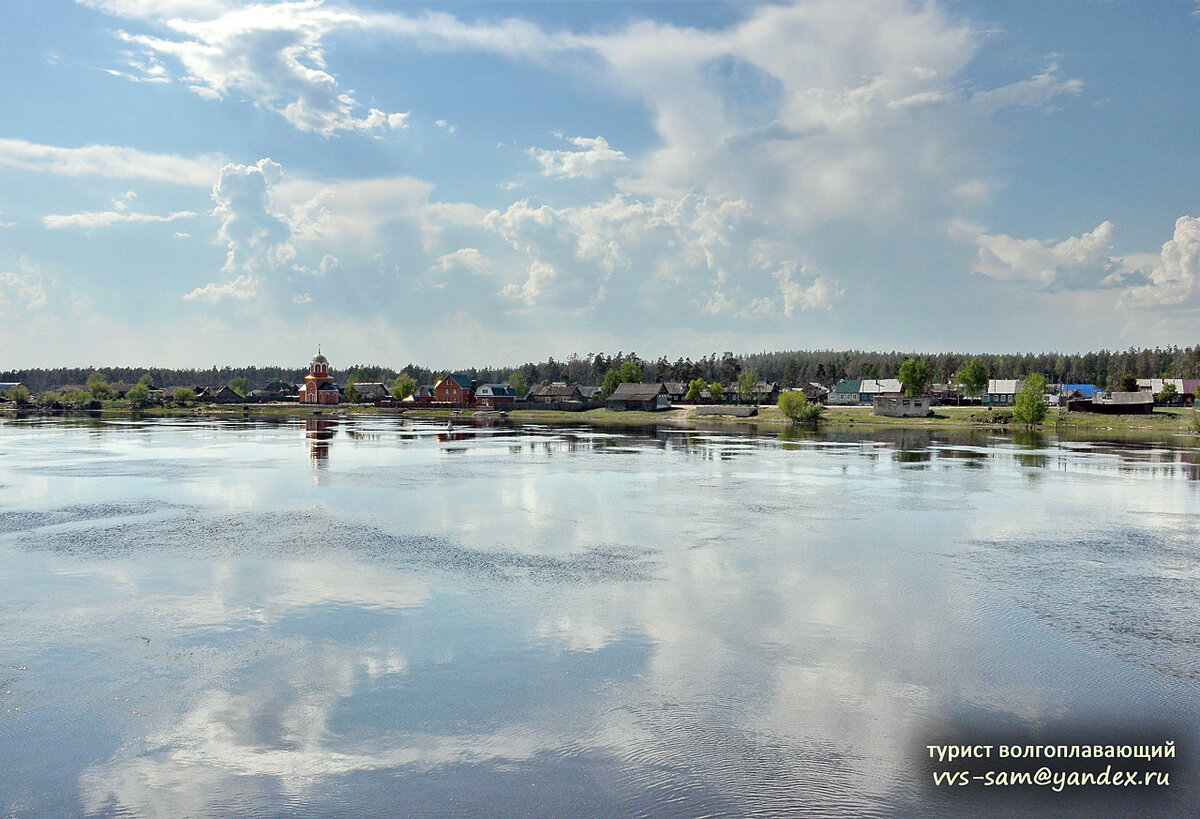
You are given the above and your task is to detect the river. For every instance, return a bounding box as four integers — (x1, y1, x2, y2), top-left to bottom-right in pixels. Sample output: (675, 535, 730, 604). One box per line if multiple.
(1, 416, 1197, 817)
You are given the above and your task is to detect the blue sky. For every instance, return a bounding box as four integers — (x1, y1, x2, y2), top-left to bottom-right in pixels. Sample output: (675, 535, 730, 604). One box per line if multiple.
(2, 0, 1199, 368)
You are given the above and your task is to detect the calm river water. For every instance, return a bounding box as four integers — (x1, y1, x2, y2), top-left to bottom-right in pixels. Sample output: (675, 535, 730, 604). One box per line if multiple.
(1, 416, 1199, 817)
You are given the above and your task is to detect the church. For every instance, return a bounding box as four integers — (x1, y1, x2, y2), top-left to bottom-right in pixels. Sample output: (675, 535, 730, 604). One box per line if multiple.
(297, 350, 341, 405)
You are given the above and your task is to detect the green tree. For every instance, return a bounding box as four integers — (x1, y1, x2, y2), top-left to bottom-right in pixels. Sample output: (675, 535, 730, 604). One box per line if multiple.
(87, 371, 113, 400)
(63, 388, 92, 406)
(1157, 382, 1179, 404)
(507, 372, 528, 399)
(1013, 374, 1047, 425)
(173, 387, 195, 406)
(138, 372, 155, 388)
(392, 373, 417, 400)
(1120, 374, 1138, 392)
(708, 382, 725, 402)
(778, 390, 823, 423)
(126, 383, 151, 408)
(229, 376, 250, 397)
(601, 369, 622, 397)
(345, 383, 362, 403)
(956, 358, 988, 396)
(738, 369, 759, 401)
(685, 378, 707, 402)
(6, 385, 31, 405)
(897, 358, 933, 397)
(618, 359, 643, 384)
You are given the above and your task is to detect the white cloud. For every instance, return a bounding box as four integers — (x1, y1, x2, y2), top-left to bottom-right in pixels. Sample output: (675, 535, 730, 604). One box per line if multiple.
(104, 2, 411, 136)
(42, 209, 198, 230)
(431, 248, 489, 276)
(0, 138, 221, 186)
(967, 214, 1200, 311)
(435, 119, 456, 134)
(0, 269, 49, 312)
(968, 62, 1084, 114)
(773, 261, 840, 315)
(528, 135, 628, 179)
(212, 158, 294, 274)
(500, 259, 557, 306)
(971, 220, 1119, 290)
(183, 273, 258, 303)
(1121, 215, 1200, 308)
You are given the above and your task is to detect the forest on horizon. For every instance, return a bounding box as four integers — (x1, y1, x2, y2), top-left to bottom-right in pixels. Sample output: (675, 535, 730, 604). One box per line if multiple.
(7, 345, 1200, 395)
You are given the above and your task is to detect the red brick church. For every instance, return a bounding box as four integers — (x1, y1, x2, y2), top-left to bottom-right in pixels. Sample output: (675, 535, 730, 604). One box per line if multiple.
(298, 350, 340, 405)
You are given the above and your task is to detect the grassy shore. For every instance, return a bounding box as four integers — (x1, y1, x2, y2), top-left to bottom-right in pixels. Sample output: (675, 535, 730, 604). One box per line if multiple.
(4, 400, 1199, 436)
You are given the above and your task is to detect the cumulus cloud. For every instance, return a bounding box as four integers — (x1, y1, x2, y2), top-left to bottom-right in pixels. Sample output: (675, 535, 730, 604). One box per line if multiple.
(528, 135, 628, 178)
(1121, 216, 1200, 308)
(482, 191, 836, 317)
(970, 220, 1120, 290)
(967, 214, 1200, 311)
(183, 273, 258, 303)
(104, 1, 410, 136)
(0, 138, 221, 185)
(212, 158, 294, 274)
(431, 248, 489, 276)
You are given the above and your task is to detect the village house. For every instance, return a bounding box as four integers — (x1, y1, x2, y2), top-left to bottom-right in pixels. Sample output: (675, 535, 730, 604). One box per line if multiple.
(298, 351, 340, 405)
(351, 382, 391, 401)
(981, 379, 1023, 407)
(1136, 378, 1198, 405)
(663, 382, 688, 403)
(527, 383, 585, 402)
(606, 382, 671, 412)
(434, 374, 476, 407)
(802, 382, 829, 404)
(828, 379, 862, 405)
(475, 383, 517, 408)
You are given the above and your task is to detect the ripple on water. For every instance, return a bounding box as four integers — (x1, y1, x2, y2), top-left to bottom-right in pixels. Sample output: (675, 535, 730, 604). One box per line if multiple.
(967, 518, 1200, 683)
(7, 504, 656, 584)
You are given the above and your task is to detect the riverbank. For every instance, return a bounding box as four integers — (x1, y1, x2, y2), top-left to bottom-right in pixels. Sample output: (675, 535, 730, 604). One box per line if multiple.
(4, 400, 1198, 436)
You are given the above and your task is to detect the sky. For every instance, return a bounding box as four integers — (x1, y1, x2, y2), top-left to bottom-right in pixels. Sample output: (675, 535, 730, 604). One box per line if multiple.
(2, 0, 1199, 369)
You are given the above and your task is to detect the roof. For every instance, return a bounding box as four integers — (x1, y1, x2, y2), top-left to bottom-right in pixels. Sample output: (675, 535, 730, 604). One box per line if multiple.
(860, 378, 901, 393)
(477, 383, 515, 396)
(440, 373, 473, 389)
(832, 379, 862, 394)
(608, 382, 668, 400)
(986, 379, 1024, 394)
(529, 384, 583, 398)
(1063, 383, 1098, 397)
(1094, 391, 1155, 405)
(311, 353, 328, 364)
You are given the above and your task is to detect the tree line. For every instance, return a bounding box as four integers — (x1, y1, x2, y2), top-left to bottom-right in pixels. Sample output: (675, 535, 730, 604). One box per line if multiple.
(6, 345, 1200, 395)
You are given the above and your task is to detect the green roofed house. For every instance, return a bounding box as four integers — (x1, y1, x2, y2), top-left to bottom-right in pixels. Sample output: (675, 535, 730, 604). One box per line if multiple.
(829, 380, 862, 405)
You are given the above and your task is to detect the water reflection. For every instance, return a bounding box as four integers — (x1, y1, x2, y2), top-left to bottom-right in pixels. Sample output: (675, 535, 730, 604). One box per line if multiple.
(1, 417, 1199, 816)
(304, 416, 336, 461)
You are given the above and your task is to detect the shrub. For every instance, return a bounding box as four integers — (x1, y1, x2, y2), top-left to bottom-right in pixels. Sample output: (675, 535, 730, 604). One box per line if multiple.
(778, 390, 823, 424)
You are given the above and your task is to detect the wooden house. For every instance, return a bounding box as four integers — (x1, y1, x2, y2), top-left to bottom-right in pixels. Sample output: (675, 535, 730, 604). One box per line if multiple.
(606, 382, 671, 411)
